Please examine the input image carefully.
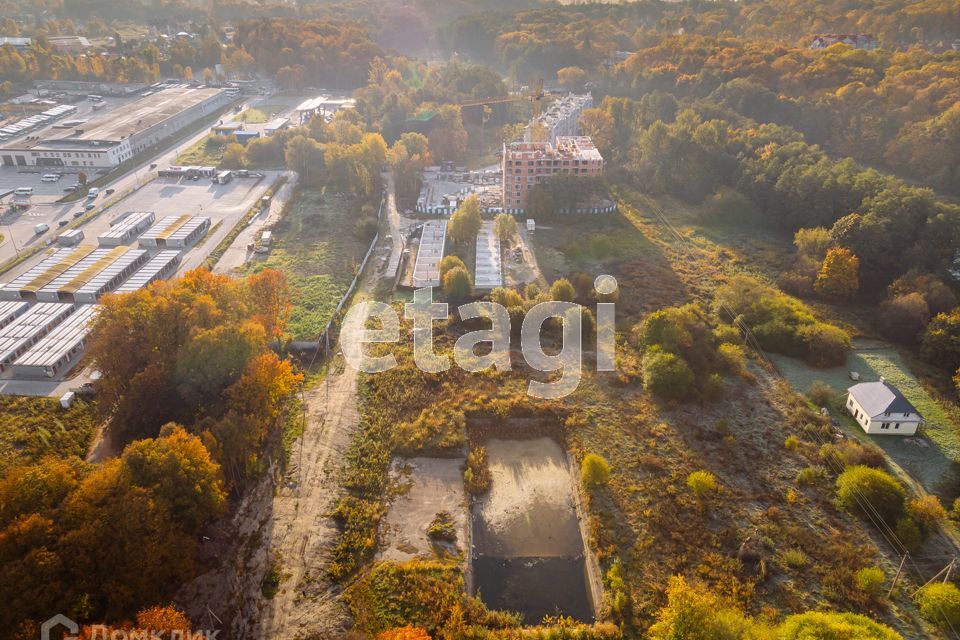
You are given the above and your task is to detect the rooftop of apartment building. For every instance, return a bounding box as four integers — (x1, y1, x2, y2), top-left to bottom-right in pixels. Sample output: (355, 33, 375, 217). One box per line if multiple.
(536, 92, 592, 128)
(505, 136, 603, 162)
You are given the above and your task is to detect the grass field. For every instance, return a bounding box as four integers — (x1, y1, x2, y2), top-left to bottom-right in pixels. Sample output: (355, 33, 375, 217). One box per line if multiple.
(0, 395, 97, 473)
(175, 134, 224, 166)
(245, 189, 369, 340)
(532, 213, 686, 322)
(235, 105, 287, 124)
(771, 340, 960, 498)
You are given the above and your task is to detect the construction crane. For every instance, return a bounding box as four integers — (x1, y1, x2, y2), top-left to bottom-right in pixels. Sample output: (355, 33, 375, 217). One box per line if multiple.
(459, 78, 552, 141)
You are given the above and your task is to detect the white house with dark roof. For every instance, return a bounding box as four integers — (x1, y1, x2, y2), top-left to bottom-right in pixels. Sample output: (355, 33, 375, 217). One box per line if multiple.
(846, 377, 923, 436)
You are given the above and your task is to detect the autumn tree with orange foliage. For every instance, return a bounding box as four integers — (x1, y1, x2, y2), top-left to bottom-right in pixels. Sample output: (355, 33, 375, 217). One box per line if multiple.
(377, 627, 432, 640)
(90, 268, 297, 455)
(0, 430, 225, 630)
(815, 247, 860, 302)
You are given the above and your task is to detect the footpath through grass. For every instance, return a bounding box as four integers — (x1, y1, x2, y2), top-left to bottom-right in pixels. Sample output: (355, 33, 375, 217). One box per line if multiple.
(245, 189, 368, 341)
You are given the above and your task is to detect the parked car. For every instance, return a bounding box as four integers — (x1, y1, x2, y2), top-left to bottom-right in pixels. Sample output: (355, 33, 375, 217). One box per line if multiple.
(105, 188, 115, 195)
(34, 223, 49, 234)
(57, 220, 69, 227)
(63, 185, 77, 193)
(84, 203, 95, 211)
(86, 188, 100, 199)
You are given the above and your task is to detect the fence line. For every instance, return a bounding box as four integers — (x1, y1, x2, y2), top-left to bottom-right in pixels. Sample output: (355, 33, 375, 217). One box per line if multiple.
(294, 195, 385, 354)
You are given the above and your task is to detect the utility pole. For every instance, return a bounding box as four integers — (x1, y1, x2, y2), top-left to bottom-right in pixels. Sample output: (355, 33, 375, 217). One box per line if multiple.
(913, 559, 956, 597)
(888, 552, 909, 599)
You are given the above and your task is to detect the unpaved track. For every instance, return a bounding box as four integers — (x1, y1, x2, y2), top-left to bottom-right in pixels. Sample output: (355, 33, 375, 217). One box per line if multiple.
(177, 180, 392, 639)
(258, 356, 360, 639)
(176, 353, 362, 639)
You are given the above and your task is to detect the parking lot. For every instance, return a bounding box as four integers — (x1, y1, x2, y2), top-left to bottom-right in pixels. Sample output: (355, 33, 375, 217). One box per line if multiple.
(0, 166, 102, 200)
(0, 172, 275, 281)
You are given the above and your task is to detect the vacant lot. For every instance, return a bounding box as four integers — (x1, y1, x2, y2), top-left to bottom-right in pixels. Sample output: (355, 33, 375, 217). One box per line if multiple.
(532, 213, 686, 322)
(246, 189, 369, 340)
(0, 395, 97, 473)
(235, 105, 287, 124)
(176, 134, 225, 166)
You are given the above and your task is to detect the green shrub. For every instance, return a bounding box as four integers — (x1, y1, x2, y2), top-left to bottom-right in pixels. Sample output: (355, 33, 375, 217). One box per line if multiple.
(581, 453, 611, 489)
(717, 342, 746, 374)
(895, 517, 922, 553)
(549, 278, 576, 302)
(438, 255, 467, 280)
(687, 470, 717, 498)
(916, 582, 960, 630)
(820, 440, 885, 469)
(784, 435, 800, 451)
(835, 466, 905, 524)
(907, 495, 948, 533)
(780, 549, 809, 570)
(796, 466, 826, 487)
(799, 322, 852, 368)
(856, 567, 886, 598)
(778, 611, 901, 639)
(464, 446, 492, 495)
(643, 350, 695, 401)
(426, 511, 457, 542)
(441, 266, 472, 302)
(808, 380, 834, 406)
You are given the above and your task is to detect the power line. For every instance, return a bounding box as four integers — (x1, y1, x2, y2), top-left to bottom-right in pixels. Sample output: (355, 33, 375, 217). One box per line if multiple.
(636, 193, 960, 637)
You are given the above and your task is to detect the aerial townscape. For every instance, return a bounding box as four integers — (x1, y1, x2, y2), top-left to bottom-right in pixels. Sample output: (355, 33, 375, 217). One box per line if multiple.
(1, 1, 960, 639)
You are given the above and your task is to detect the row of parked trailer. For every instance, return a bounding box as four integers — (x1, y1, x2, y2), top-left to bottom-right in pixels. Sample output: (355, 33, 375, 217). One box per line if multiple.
(0, 104, 79, 142)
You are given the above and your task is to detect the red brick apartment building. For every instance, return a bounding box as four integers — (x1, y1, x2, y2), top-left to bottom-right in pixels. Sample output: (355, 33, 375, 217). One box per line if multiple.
(501, 136, 604, 212)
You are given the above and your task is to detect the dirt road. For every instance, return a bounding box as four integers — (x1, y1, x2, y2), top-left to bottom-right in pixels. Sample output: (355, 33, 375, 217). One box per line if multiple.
(177, 179, 392, 639)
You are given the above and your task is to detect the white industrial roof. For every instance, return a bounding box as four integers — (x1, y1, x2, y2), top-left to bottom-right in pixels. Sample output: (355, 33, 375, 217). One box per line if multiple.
(114, 251, 181, 293)
(73, 249, 147, 299)
(0, 302, 75, 363)
(166, 216, 209, 241)
(0, 301, 29, 328)
(412, 220, 447, 288)
(140, 215, 190, 242)
(0, 247, 89, 298)
(36, 248, 120, 298)
(12, 305, 97, 369)
(474, 222, 502, 289)
(99, 211, 155, 242)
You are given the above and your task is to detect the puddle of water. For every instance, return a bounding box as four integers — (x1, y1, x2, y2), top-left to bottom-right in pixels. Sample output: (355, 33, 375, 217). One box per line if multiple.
(472, 437, 594, 623)
(474, 556, 593, 623)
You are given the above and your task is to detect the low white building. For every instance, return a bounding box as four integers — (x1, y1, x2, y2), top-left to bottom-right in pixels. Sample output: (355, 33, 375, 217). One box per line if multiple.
(846, 378, 923, 436)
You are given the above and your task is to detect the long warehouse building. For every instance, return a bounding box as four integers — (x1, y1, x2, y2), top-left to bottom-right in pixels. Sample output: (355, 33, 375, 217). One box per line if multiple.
(0, 247, 95, 301)
(474, 222, 502, 290)
(99, 211, 156, 246)
(113, 250, 182, 294)
(0, 86, 233, 168)
(0, 301, 29, 329)
(34, 247, 148, 303)
(139, 215, 210, 249)
(0, 302, 75, 371)
(10, 304, 97, 378)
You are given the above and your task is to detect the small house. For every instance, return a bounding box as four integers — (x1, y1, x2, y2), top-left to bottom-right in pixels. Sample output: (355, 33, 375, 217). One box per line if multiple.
(846, 377, 923, 436)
